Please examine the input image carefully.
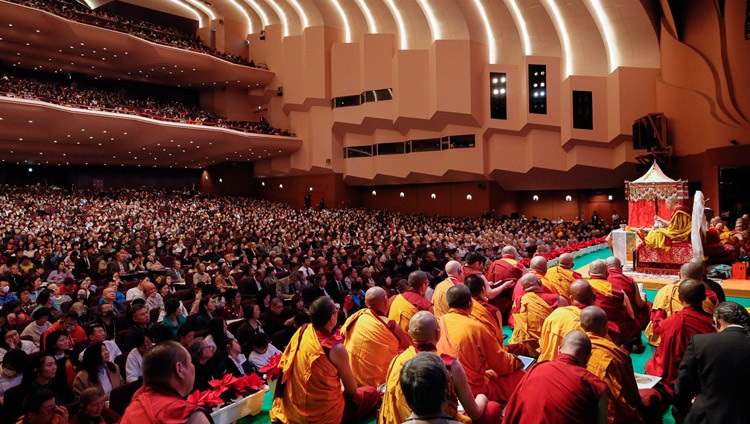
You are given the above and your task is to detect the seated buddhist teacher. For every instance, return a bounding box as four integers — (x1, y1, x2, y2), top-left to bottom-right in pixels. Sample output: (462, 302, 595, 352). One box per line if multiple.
(643, 195, 691, 250)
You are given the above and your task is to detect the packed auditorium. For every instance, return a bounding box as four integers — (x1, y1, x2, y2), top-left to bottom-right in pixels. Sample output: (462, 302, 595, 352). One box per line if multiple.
(1, 1, 749, 424)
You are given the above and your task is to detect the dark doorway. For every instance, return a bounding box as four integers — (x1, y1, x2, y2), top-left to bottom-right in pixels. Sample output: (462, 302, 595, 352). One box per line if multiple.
(719, 167, 750, 225)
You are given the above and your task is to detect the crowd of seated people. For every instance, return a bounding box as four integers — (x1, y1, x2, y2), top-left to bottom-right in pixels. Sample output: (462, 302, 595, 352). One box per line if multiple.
(0, 184, 748, 423)
(0, 73, 291, 136)
(6, 0, 261, 68)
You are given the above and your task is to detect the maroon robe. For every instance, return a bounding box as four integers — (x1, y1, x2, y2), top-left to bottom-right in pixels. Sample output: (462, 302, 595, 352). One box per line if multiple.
(503, 354, 607, 424)
(607, 268, 650, 331)
(487, 256, 525, 317)
(589, 279, 638, 345)
(644, 305, 715, 395)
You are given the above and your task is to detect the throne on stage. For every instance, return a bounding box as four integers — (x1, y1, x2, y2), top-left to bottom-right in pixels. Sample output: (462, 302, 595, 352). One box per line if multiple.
(626, 163, 693, 275)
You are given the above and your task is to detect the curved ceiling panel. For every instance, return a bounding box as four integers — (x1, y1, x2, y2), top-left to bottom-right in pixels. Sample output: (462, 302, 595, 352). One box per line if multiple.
(243, 0, 278, 27)
(263, 0, 302, 36)
(420, 0, 469, 41)
(287, 0, 322, 28)
(309, 0, 357, 42)
(543, 0, 608, 76)
(591, 0, 659, 70)
(213, 0, 257, 34)
(483, 0, 524, 64)
(390, 0, 432, 50)
(508, 0, 561, 58)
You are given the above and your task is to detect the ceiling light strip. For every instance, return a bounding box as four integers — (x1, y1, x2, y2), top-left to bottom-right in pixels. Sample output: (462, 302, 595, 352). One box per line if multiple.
(227, 0, 253, 34)
(472, 0, 497, 64)
(384, 0, 408, 50)
(504, 0, 531, 56)
(544, 0, 572, 77)
(183, 0, 216, 22)
(331, 0, 352, 43)
(287, 0, 309, 29)
(265, 0, 290, 37)
(586, 0, 619, 73)
(245, 0, 271, 27)
(168, 0, 206, 27)
(354, 0, 377, 34)
(416, 0, 441, 41)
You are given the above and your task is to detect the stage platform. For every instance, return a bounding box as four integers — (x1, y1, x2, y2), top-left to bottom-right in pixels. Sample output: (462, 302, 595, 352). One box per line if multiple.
(575, 263, 750, 298)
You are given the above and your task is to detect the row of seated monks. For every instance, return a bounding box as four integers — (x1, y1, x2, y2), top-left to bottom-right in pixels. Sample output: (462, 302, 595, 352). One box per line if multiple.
(268, 244, 729, 424)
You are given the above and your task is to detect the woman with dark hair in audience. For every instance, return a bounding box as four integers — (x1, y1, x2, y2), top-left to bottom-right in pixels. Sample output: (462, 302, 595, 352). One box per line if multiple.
(236, 303, 265, 352)
(32, 289, 62, 320)
(22, 353, 75, 406)
(221, 288, 243, 321)
(124, 331, 153, 383)
(72, 341, 124, 398)
(204, 317, 233, 352)
(44, 330, 76, 387)
(18, 288, 37, 316)
(70, 387, 122, 424)
(161, 298, 186, 339)
(281, 294, 307, 321)
(194, 296, 216, 331)
(220, 337, 256, 377)
(187, 337, 223, 392)
(257, 291, 271, 314)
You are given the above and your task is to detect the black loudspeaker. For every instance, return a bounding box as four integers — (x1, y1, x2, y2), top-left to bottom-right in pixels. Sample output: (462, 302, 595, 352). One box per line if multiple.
(633, 120, 657, 149)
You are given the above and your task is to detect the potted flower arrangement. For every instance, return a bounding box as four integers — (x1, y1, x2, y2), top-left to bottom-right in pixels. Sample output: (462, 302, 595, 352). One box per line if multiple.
(187, 373, 268, 424)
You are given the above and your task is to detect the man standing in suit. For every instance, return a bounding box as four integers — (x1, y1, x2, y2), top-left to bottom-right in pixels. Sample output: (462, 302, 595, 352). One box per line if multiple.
(326, 268, 347, 305)
(75, 249, 94, 278)
(673, 301, 750, 424)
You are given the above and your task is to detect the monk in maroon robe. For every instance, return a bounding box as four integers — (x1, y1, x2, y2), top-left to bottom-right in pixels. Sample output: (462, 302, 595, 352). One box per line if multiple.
(587, 260, 638, 348)
(486, 247, 526, 318)
(644, 279, 715, 396)
(503, 330, 607, 424)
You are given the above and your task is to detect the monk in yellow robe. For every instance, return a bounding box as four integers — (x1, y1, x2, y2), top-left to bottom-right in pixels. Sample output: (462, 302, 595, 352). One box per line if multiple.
(581, 306, 654, 424)
(644, 195, 692, 250)
(645, 260, 720, 346)
(545, 253, 581, 296)
(432, 260, 464, 318)
(509, 273, 568, 356)
(538, 279, 596, 362)
(341, 287, 412, 387)
(436, 285, 524, 403)
(387, 270, 433, 332)
(465, 274, 505, 341)
(379, 311, 503, 424)
(270, 297, 379, 424)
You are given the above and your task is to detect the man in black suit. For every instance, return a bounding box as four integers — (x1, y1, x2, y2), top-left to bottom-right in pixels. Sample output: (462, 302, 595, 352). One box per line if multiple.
(74, 249, 94, 277)
(326, 268, 347, 305)
(673, 301, 750, 424)
(302, 273, 329, 306)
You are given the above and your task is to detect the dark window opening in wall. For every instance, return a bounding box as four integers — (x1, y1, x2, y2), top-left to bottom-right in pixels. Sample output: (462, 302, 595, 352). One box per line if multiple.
(490, 72, 507, 120)
(411, 138, 442, 152)
(572, 90, 593, 130)
(344, 145, 374, 158)
(441, 136, 450, 150)
(363, 88, 393, 103)
(720, 167, 750, 224)
(528, 64, 547, 114)
(332, 94, 361, 108)
(377, 141, 406, 155)
(449, 134, 476, 149)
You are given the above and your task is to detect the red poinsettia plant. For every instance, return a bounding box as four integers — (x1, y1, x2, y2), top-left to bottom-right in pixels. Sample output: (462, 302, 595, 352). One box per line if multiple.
(259, 353, 282, 381)
(230, 373, 265, 395)
(520, 237, 606, 267)
(187, 386, 226, 409)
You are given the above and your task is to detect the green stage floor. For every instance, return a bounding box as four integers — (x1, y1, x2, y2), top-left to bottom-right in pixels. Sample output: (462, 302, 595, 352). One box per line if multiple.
(242, 247, 743, 424)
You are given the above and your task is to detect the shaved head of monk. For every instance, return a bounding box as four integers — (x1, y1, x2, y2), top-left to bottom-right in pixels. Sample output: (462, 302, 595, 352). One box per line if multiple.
(678, 279, 706, 308)
(558, 253, 574, 269)
(519, 273, 542, 292)
(680, 259, 705, 280)
(570, 279, 596, 306)
(588, 260, 607, 279)
(502, 246, 518, 257)
(560, 330, 592, 367)
(580, 306, 608, 337)
(409, 311, 439, 344)
(604, 256, 621, 269)
(365, 286, 389, 314)
(446, 284, 472, 311)
(530, 256, 548, 274)
(445, 260, 463, 278)
(408, 271, 430, 292)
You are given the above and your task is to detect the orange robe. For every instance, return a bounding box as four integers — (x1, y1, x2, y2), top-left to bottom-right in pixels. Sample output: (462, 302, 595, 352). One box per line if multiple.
(387, 288, 432, 332)
(509, 292, 559, 352)
(486, 256, 525, 317)
(537, 305, 585, 362)
(588, 278, 637, 344)
(379, 344, 471, 424)
(470, 298, 505, 342)
(644, 306, 715, 395)
(340, 308, 404, 387)
(644, 205, 692, 250)
(270, 325, 346, 424)
(545, 266, 581, 297)
(585, 333, 643, 424)
(437, 308, 524, 403)
(644, 281, 717, 346)
(432, 277, 461, 318)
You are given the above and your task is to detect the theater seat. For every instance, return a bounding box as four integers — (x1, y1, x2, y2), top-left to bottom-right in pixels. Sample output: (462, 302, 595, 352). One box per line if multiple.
(109, 379, 143, 415)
